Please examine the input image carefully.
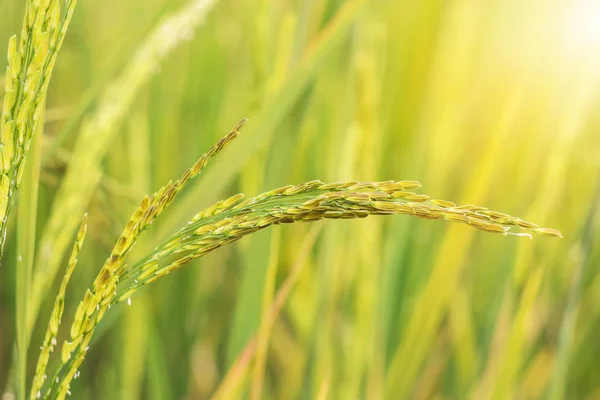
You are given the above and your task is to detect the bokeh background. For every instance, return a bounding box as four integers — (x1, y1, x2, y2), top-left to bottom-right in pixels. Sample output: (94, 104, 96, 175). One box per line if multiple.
(1, 0, 600, 398)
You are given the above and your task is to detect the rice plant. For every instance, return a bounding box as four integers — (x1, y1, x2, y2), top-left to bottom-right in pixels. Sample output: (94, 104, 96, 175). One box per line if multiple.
(25, 118, 558, 399)
(1, 0, 597, 399)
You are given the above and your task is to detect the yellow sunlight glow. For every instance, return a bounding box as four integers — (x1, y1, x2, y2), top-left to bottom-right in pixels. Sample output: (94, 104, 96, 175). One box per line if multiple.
(561, 0, 600, 60)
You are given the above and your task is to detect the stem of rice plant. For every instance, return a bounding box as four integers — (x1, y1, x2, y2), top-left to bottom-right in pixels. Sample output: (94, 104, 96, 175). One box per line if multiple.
(15, 103, 44, 400)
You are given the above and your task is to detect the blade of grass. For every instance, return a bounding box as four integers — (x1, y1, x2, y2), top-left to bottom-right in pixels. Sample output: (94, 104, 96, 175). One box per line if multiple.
(489, 266, 544, 399)
(471, 294, 512, 398)
(250, 226, 281, 400)
(520, 349, 554, 399)
(15, 107, 44, 400)
(288, 0, 326, 67)
(226, 231, 272, 370)
(119, 303, 148, 400)
(212, 339, 256, 400)
(384, 90, 522, 398)
(412, 332, 449, 400)
(448, 286, 479, 393)
(120, 108, 152, 400)
(211, 225, 321, 400)
(315, 378, 330, 400)
(147, 323, 173, 400)
(549, 180, 600, 400)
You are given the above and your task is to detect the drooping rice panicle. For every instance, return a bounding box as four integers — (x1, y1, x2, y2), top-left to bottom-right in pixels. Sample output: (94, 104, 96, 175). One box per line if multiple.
(0, 0, 79, 258)
(114, 182, 562, 301)
(118, 178, 559, 282)
(29, 215, 87, 400)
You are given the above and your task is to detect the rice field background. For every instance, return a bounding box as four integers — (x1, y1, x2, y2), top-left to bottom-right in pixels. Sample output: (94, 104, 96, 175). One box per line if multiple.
(0, 0, 599, 398)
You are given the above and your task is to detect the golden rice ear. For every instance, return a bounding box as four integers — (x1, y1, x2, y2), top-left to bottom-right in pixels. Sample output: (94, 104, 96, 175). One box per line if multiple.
(114, 178, 561, 307)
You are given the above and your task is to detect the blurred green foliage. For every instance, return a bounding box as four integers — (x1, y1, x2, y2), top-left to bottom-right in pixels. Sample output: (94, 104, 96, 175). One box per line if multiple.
(1, 0, 599, 398)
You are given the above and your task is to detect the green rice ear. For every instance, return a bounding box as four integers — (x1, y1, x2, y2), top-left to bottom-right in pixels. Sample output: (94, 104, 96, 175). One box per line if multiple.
(30, 214, 87, 400)
(0, 0, 79, 259)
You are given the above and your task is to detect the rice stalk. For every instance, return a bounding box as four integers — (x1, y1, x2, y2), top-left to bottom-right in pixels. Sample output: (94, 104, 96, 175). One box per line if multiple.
(119, 104, 152, 400)
(489, 266, 544, 400)
(211, 225, 322, 400)
(448, 286, 479, 392)
(549, 181, 600, 400)
(29, 215, 87, 400)
(0, 0, 78, 258)
(316, 380, 331, 400)
(250, 227, 281, 400)
(28, 0, 220, 346)
(15, 103, 44, 400)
